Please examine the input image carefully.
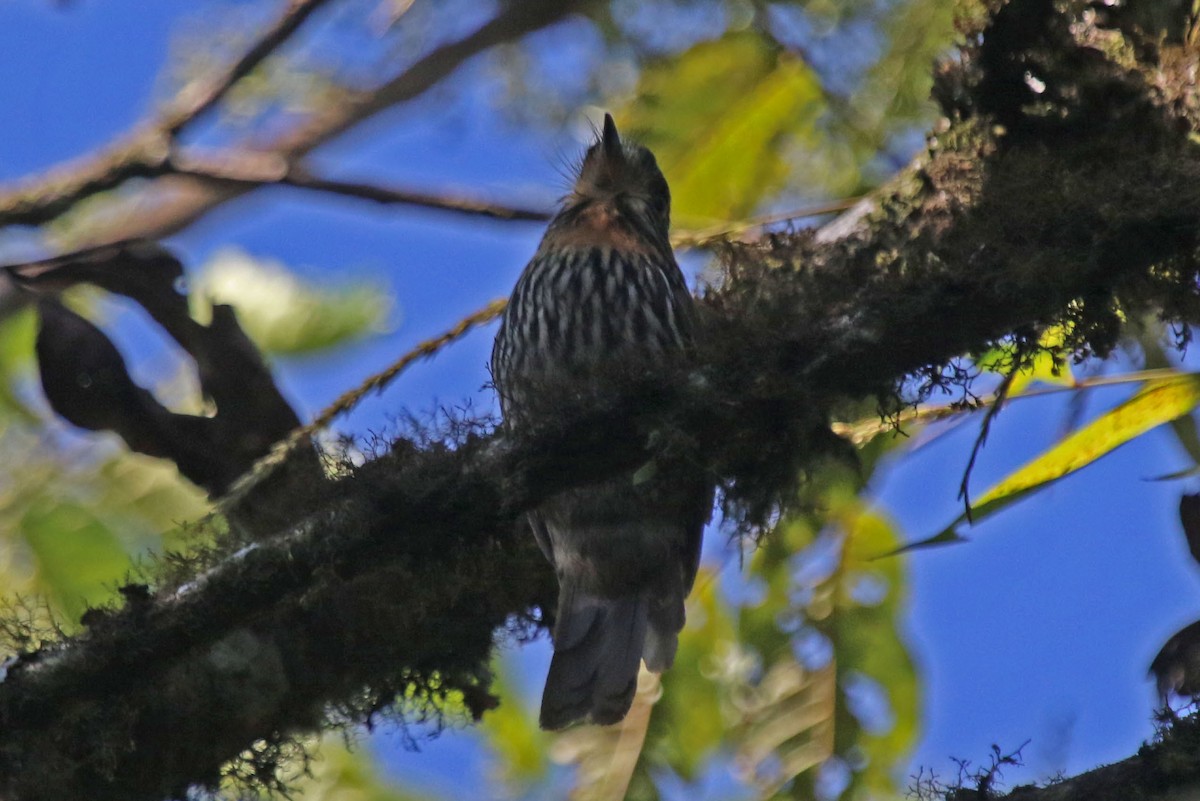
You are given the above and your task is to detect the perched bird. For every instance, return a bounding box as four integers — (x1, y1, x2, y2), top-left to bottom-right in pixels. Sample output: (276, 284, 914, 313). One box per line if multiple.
(492, 114, 708, 729)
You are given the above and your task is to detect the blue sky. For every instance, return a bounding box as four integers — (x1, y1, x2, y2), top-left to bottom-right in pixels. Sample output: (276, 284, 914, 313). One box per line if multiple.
(2, 0, 1197, 797)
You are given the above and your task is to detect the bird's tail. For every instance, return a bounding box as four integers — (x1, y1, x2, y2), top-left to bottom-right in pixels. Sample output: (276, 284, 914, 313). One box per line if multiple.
(539, 584, 648, 730)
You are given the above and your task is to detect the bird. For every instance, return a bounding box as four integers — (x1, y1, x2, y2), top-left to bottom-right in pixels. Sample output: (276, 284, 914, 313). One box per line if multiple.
(491, 114, 709, 729)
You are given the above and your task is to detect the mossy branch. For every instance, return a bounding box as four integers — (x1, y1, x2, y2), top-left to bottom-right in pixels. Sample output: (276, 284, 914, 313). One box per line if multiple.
(5, 1, 1200, 800)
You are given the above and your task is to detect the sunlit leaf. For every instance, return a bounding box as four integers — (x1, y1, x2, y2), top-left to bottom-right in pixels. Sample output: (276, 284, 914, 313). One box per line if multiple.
(977, 325, 1075, 397)
(479, 657, 550, 786)
(1140, 333, 1200, 468)
(623, 31, 824, 227)
(975, 374, 1200, 511)
(913, 374, 1200, 549)
(192, 248, 394, 356)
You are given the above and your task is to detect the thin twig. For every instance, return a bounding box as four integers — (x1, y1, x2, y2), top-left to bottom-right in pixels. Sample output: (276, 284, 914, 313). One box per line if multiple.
(832, 367, 1194, 445)
(173, 148, 863, 232)
(169, 151, 553, 222)
(281, 169, 549, 221)
(0, 0, 333, 228)
(671, 197, 863, 248)
(958, 367, 1016, 522)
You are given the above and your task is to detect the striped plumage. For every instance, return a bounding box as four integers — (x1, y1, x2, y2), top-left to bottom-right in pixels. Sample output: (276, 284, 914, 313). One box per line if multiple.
(495, 247, 693, 383)
(492, 115, 707, 730)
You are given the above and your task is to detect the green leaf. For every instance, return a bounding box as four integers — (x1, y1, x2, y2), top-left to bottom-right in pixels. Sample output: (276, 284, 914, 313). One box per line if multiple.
(192, 248, 394, 355)
(479, 656, 550, 786)
(623, 31, 824, 228)
(835, 508, 919, 800)
(21, 499, 134, 623)
(95, 453, 211, 538)
(0, 307, 39, 421)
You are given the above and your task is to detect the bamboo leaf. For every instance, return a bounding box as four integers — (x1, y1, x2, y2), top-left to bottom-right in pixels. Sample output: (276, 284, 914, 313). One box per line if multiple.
(902, 375, 1200, 551)
(972, 375, 1200, 515)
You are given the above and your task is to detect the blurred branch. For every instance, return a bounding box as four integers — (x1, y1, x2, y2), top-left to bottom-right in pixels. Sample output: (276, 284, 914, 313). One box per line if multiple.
(0, 0, 334, 229)
(159, 0, 336, 135)
(169, 150, 553, 221)
(671, 197, 862, 248)
(0, 0, 594, 236)
(557, 668, 661, 801)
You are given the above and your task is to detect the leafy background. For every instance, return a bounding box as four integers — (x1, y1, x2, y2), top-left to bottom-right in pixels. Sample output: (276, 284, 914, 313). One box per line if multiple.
(1, 1, 1197, 799)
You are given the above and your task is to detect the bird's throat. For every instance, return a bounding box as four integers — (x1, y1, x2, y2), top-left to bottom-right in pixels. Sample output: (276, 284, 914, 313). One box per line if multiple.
(543, 201, 657, 255)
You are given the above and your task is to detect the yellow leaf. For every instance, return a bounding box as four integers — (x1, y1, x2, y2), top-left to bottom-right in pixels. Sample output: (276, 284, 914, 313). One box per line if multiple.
(895, 374, 1200, 554)
(977, 324, 1075, 396)
(972, 375, 1200, 514)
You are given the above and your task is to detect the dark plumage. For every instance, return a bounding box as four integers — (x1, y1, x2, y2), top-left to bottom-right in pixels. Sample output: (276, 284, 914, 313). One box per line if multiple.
(492, 115, 708, 729)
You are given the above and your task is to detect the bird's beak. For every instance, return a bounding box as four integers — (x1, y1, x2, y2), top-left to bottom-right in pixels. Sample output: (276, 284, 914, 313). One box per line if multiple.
(601, 113, 623, 162)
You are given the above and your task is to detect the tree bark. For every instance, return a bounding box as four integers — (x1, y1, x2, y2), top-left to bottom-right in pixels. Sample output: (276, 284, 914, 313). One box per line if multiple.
(4, 0, 1200, 799)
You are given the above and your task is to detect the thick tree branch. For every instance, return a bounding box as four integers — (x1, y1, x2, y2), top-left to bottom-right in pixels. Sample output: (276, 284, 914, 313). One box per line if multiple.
(4, 2, 1200, 801)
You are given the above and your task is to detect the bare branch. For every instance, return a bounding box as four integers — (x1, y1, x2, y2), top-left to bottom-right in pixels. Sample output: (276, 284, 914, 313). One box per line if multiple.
(0, 0, 335, 229)
(0, 0, 595, 239)
(169, 150, 553, 222)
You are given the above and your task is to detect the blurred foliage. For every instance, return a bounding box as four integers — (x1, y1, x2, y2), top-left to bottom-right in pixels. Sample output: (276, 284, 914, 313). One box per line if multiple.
(0, 247, 390, 649)
(479, 660, 554, 790)
(191, 248, 394, 357)
(621, 30, 823, 227)
(217, 735, 437, 801)
(0, 308, 212, 633)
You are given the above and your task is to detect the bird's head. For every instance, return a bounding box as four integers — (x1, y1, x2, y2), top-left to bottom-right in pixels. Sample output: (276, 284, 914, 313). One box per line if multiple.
(570, 114, 671, 234)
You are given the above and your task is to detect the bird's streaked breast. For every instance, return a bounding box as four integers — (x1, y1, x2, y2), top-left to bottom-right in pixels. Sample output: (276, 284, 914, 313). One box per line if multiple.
(492, 244, 693, 412)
